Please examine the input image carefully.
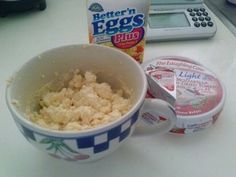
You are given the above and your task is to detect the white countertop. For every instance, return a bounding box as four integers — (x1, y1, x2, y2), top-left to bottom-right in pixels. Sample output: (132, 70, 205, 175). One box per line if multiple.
(1, 1, 236, 177)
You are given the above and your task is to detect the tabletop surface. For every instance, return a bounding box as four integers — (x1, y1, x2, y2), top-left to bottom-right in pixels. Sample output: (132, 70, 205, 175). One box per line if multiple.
(1, 1, 236, 177)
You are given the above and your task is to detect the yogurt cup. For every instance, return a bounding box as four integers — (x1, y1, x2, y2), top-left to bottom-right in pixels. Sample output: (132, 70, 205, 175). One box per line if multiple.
(87, 0, 150, 63)
(142, 56, 226, 134)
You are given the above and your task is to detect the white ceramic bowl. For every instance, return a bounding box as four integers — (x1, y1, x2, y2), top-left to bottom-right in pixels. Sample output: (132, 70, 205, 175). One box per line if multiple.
(6, 44, 148, 162)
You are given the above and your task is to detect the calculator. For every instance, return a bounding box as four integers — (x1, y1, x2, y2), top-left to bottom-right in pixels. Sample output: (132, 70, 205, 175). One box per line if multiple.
(146, 0, 217, 41)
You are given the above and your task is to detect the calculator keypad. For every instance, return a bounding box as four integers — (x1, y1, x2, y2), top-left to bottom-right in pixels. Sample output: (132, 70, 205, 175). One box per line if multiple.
(198, 16, 204, 21)
(205, 16, 211, 21)
(192, 17, 198, 21)
(200, 8, 206, 12)
(187, 7, 214, 28)
(194, 22, 201, 27)
(196, 12, 202, 16)
(201, 22, 207, 27)
(190, 12, 195, 16)
(207, 21, 214, 27)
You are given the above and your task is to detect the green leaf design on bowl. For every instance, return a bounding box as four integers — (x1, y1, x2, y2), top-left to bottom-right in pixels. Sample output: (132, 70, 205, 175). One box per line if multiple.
(40, 138, 89, 160)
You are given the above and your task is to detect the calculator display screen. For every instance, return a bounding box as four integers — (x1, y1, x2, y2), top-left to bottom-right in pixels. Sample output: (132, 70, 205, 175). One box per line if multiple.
(149, 13, 190, 28)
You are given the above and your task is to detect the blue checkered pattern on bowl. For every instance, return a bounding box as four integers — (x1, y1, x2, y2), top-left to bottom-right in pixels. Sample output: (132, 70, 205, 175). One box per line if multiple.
(20, 111, 139, 154)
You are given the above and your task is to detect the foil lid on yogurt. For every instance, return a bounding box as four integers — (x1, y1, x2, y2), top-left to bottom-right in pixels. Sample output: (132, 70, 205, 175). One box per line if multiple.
(142, 56, 226, 134)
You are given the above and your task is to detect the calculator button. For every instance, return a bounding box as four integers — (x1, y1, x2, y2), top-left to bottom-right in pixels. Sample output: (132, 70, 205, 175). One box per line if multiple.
(207, 21, 214, 27)
(200, 8, 206, 12)
(196, 12, 202, 16)
(205, 16, 211, 21)
(198, 16, 204, 21)
(203, 12, 208, 16)
(201, 22, 207, 27)
(192, 17, 198, 21)
(194, 8, 199, 12)
(194, 22, 201, 27)
(187, 8, 193, 12)
(190, 12, 196, 16)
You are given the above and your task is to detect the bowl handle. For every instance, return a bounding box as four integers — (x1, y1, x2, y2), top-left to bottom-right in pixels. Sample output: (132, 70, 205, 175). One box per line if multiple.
(134, 98, 177, 135)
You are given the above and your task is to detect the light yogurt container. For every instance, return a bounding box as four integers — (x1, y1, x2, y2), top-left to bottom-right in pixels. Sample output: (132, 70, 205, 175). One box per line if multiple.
(142, 56, 226, 134)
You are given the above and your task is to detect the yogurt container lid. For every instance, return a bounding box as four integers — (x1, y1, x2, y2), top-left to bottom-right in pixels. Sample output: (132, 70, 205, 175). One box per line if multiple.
(142, 56, 226, 129)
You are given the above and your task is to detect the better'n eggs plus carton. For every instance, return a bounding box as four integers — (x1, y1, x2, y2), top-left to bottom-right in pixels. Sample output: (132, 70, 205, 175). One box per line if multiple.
(87, 0, 150, 63)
